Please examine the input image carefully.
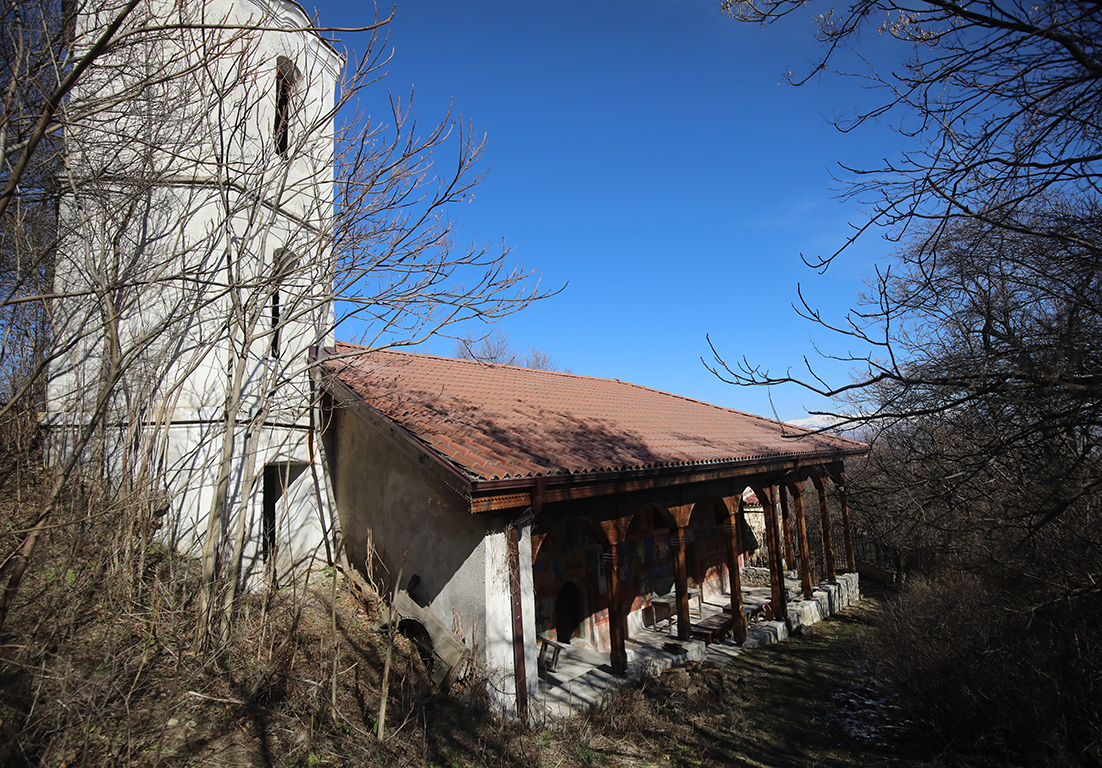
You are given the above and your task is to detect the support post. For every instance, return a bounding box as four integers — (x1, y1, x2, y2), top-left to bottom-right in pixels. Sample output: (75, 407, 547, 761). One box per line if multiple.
(812, 474, 837, 582)
(671, 528, 692, 641)
(836, 471, 856, 571)
(722, 516, 748, 641)
(779, 485, 795, 570)
(760, 486, 788, 622)
(506, 522, 528, 719)
(789, 480, 813, 599)
(603, 544, 628, 673)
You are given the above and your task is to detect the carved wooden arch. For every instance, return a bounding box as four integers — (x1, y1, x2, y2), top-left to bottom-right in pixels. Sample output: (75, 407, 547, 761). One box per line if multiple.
(780, 476, 815, 598)
(691, 491, 749, 640)
(620, 501, 678, 544)
(687, 492, 732, 528)
(746, 481, 790, 621)
(807, 471, 838, 583)
(825, 464, 856, 571)
(531, 514, 610, 560)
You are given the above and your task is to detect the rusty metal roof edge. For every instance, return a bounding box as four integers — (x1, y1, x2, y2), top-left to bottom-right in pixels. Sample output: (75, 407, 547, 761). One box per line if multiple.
(469, 445, 868, 496)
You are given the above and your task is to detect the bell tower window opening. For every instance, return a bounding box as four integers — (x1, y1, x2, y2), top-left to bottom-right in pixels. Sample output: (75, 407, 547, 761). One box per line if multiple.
(269, 248, 298, 360)
(274, 57, 298, 157)
(270, 289, 281, 358)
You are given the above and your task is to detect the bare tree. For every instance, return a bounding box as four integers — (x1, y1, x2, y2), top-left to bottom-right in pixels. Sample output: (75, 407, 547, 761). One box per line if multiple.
(711, 2, 1102, 758)
(453, 327, 566, 371)
(0, 0, 543, 646)
(723, 0, 1101, 266)
(709, 0, 1102, 566)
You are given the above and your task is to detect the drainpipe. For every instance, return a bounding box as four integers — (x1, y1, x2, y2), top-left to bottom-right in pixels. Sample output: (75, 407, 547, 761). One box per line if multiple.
(507, 478, 544, 719)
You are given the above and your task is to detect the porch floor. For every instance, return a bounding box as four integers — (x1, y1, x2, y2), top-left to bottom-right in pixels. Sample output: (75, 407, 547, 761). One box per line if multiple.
(534, 570, 860, 718)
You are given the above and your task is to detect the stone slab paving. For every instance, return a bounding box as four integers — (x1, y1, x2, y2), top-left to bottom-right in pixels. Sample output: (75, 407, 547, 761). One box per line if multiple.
(534, 572, 861, 718)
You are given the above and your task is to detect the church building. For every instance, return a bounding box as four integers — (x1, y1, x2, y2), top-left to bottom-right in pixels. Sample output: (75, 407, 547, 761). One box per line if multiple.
(44, 0, 867, 716)
(319, 344, 866, 713)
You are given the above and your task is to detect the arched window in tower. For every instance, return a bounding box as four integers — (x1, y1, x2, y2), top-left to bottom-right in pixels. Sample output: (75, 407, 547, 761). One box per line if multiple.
(274, 57, 298, 157)
(270, 289, 281, 358)
(270, 248, 298, 359)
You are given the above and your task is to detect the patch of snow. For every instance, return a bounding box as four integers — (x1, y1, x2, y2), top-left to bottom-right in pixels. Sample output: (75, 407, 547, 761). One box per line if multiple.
(824, 665, 911, 747)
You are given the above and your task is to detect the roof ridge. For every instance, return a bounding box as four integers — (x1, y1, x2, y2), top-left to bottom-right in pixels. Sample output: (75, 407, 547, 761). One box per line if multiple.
(335, 341, 596, 381)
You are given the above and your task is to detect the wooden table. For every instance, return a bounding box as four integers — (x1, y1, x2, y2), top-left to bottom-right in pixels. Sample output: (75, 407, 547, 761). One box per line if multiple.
(646, 594, 678, 629)
(689, 612, 734, 644)
(538, 637, 566, 672)
(645, 589, 704, 629)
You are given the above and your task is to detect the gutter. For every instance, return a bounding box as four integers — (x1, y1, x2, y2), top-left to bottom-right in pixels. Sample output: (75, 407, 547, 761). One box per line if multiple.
(468, 449, 867, 513)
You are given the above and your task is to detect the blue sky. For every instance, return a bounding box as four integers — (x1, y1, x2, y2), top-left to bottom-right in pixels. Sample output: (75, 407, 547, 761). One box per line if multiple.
(313, 0, 907, 422)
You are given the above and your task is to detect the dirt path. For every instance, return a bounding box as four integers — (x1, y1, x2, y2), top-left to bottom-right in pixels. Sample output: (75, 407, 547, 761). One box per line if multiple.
(551, 590, 938, 768)
(722, 592, 929, 768)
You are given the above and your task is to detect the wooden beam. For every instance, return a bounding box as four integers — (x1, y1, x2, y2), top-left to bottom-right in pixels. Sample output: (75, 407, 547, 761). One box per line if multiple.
(604, 545, 628, 673)
(723, 515, 748, 642)
(672, 528, 692, 641)
(829, 469, 857, 572)
(788, 480, 814, 599)
(779, 485, 796, 570)
(759, 485, 788, 622)
(812, 474, 837, 583)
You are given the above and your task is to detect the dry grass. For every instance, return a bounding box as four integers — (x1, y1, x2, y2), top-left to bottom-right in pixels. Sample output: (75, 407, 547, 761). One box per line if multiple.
(0, 450, 972, 768)
(0, 455, 436, 767)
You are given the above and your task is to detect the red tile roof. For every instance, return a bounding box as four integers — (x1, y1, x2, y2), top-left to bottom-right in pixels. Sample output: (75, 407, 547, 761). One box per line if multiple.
(322, 343, 866, 484)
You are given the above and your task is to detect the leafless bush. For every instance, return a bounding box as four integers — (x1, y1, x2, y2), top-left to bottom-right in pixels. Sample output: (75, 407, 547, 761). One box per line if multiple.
(866, 572, 1102, 767)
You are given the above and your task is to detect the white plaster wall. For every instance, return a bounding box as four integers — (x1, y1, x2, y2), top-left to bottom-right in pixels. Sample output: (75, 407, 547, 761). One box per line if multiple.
(331, 403, 539, 711)
(518, 520, 539, 707)
(483, 526, 513, 709)
(46, 0, 341, 579)
(331, 404, 489, 650)
(150, 418, 327, 582)
(481, 519, 539, 713)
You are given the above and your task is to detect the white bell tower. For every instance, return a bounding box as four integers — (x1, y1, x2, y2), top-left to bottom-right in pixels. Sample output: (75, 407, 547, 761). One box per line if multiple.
(46, 0, 343, 581)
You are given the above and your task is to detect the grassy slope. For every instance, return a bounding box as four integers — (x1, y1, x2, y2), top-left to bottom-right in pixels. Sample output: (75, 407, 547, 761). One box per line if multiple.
(1, 480, 935, 768)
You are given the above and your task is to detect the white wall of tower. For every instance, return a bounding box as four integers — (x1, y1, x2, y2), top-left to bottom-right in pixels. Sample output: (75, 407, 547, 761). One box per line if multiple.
(46, 0, 342, 580)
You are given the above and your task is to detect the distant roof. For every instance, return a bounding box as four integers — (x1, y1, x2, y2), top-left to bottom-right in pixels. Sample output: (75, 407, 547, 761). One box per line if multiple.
(322, 343, 866, 485)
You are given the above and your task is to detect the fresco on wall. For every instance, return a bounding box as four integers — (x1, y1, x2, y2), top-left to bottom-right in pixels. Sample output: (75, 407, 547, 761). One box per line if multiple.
(534, 519, 603, 641)
(688, 526, 724, 587)
(533, 508, 735, 648)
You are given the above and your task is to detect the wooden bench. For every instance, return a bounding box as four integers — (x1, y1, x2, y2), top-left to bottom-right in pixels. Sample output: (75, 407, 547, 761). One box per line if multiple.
(538, 638, 566, 672)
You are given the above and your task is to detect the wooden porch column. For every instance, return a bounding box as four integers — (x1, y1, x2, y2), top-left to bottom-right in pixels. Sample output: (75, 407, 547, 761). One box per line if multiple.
(812, 474, 837, 582)
(760, 486, 788, 622)
(779, 485, 795, 570)
(788, 480, 814, 599)
(671, 527, 692, 641)
(722, 515, 748, 641)
(603, 544, 628, 673)
(835, 470, 857, 571)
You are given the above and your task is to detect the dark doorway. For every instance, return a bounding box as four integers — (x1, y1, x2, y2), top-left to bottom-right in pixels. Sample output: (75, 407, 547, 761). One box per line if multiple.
(398, 618, 435, 677)
(261, 462, 308, 563)
(554, 581, 585, 643)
